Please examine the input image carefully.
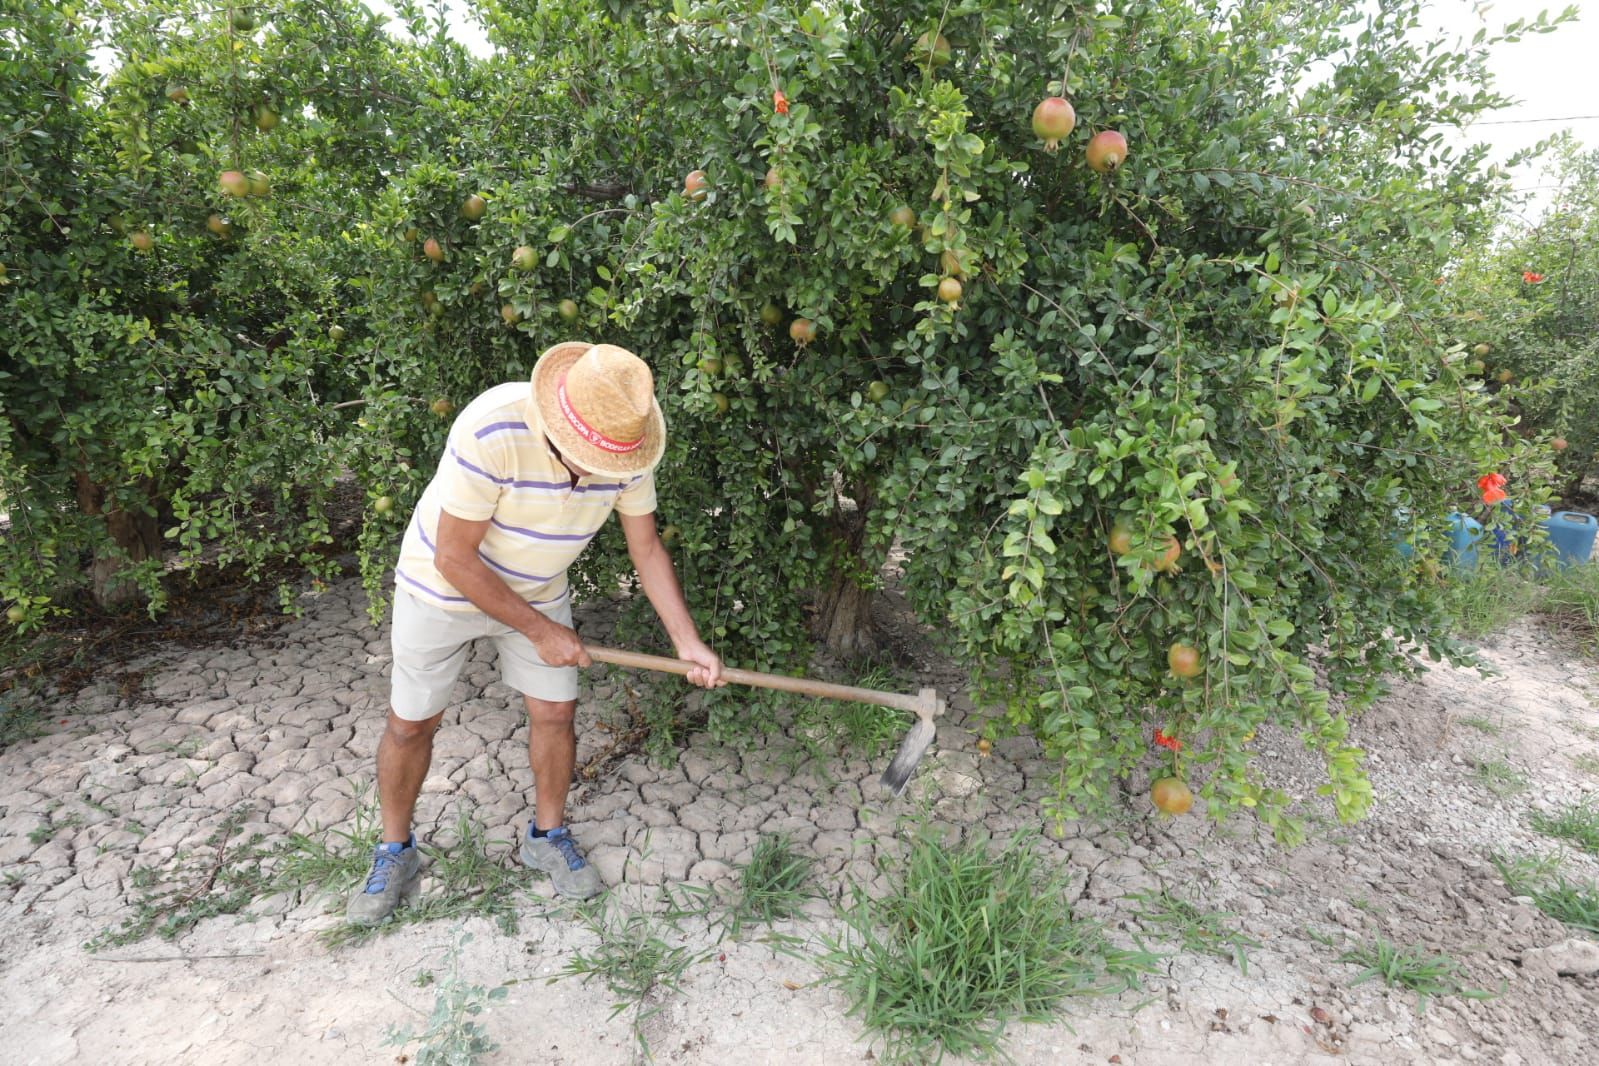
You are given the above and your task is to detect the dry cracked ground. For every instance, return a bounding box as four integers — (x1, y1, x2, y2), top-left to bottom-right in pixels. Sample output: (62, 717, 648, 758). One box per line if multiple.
(2, 576, 1598, 1066)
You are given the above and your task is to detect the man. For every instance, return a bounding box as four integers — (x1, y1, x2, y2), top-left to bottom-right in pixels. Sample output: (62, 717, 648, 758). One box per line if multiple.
(348, 341, 724, 925)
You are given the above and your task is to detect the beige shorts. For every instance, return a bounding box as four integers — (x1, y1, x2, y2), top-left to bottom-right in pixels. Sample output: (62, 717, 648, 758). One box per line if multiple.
(389, 589, 578, 720)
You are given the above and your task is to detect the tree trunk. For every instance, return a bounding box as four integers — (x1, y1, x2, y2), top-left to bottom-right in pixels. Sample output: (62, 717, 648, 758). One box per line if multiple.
(815, 571, 879, 659)
(74, 472, 162, 609)
(812, 475, 879, 658)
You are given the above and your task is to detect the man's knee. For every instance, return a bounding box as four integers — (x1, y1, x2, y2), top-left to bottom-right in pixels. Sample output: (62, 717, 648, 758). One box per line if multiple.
(525, 697, 576, 727)
(385, 709, 442, 744)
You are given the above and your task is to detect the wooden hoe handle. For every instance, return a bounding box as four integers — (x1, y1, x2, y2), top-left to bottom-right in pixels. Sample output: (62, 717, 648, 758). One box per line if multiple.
(583, 644, 941, 718)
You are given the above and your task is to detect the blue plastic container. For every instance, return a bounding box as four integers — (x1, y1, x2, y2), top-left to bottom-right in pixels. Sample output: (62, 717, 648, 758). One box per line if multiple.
(1446, 512, 1484, 570)
(1543, 510, 1597, 568)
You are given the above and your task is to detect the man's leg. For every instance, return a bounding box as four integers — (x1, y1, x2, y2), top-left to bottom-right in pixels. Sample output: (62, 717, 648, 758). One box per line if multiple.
(378, 707, 444, 842)
(348, 707, 440, 926)
(519, 694, 601, 898)
(525, 696, 576, 830)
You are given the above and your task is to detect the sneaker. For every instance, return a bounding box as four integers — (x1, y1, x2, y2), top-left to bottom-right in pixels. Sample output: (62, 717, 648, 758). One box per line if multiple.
(520, 824, 603, 900)
(346, 835, 422, 926)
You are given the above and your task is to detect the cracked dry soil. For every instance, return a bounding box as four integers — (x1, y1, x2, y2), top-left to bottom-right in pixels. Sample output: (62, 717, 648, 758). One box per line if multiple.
(2, 576, 1597, 1065)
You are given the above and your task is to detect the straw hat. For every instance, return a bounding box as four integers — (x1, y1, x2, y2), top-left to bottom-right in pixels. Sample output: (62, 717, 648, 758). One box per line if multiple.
(530, 341, 666, 477)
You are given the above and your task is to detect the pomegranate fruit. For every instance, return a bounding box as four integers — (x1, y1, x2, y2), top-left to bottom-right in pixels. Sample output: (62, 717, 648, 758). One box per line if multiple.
(764, 167, 782, 191)
(684, 169, 708, 201)
(1167, 642, 1202, 678)
(253, 105, 279, 132)
(219, 170, 249, 197)
(912, 31, 950, 67)
(512, 245, 536, 271)
(1155, 535, 1181, 573)
(1086, 130, 1128, 174)
(1151, 777, 1194, 815)
(328, 324, 346, 342)
(423, 238, 445, 263)
(1108, 522, 1133, 556)
(246, 170, 270, 197)
(1031, 97, 1076, 152)
(938, 277, 962, 304)
(430, 398, 454, 417)
(889, 205, 916, 228)
(1552, 437, 1568, 452)
(760, 303, 783, 327)
(789, 318, 817, 346)
(165, 84, 189, 105)
(501, 303, 521, 325)
(867, 380, 889, 402)
(462, 194, 487, 220)
(558, 298, 579, 322)
(711, 392, 729, 415)
(129, 230, 154, 252)
(205, 213, 232, 238)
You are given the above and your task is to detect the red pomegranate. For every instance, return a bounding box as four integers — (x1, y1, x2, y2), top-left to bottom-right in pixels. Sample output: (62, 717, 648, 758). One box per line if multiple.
(1031, 97, 1076, 152)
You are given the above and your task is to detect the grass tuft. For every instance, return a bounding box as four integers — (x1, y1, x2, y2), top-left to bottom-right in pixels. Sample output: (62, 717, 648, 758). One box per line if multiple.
(557, 902, 707, 1059)
(320, 808, 526, 948)
(1439, 559, 1542, 639)
(1469, 756, 1529, 797)
(1491, 852, 1599, 935)
(725, 832, 815, 935)
(1529, 801, 1599, 855)
(1337, 937, 1496, 1013)
(1457, 714, 1503, 735)
(820, 826, 1155, 1064)
(1540, 562, 1599, 649)
(1127, 888, 1262, 974)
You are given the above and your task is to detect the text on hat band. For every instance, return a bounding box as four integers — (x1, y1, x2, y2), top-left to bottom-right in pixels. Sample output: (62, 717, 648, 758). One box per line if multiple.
(555, 374, 645, 454)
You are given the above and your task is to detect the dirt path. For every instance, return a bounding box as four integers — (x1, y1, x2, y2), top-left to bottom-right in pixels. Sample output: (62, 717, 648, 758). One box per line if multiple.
(2, 579, 1596, 1065)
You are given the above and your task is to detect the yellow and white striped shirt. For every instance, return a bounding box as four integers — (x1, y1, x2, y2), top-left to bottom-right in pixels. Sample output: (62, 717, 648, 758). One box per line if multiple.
(395, 381, 657, 613)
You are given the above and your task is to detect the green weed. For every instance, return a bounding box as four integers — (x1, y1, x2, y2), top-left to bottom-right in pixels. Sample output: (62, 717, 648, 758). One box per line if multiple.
(1529, 800, 1599, 855)
(556, 902, 707, 1059)
(1491, 852, 1599, 935)
(1469, 757, 1529, 797)
(1337, 937, 1496, 1013)
(820, 826, 1156, 1064)
(1457, 715, 1503, 735)
(1127, 888, 1262, 974)
(0, 686, 47, 752)
(724, 833, 815, 936)
(86, 806, 273, 950)
(320, 809, 526, 948)
(385, 928, 506, 1065)
(1541, 562, 1599, 649)
(1439, 560, 1542, 639)
(269, 783, 382, 902)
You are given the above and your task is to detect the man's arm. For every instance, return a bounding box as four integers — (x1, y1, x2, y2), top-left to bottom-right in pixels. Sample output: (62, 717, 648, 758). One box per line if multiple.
(433, 511, 591, 668)
(619, 511, 724, 688)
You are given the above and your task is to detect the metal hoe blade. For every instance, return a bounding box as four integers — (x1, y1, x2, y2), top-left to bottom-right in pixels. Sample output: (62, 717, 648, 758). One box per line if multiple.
(879, 687, 943, 797)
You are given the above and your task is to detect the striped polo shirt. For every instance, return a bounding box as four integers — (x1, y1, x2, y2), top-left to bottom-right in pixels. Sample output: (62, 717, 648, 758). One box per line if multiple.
(394, 381, 657, 613)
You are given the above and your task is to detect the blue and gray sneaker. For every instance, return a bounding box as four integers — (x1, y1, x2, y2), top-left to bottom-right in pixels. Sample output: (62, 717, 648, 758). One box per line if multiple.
(520, 824, 603, 900)
(346, 834, 422, 926)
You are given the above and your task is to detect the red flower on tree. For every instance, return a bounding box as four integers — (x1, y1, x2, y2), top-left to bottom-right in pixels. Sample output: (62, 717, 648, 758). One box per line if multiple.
(1522, 271, 1544, 284)
(1154, 728, 1182, 752)
(1477, 472, 1507, 506)
(772, 89, 789, 115)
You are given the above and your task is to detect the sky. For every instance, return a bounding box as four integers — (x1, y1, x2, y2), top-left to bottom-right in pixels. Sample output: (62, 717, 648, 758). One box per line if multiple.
(374, 0, 1595, 210)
